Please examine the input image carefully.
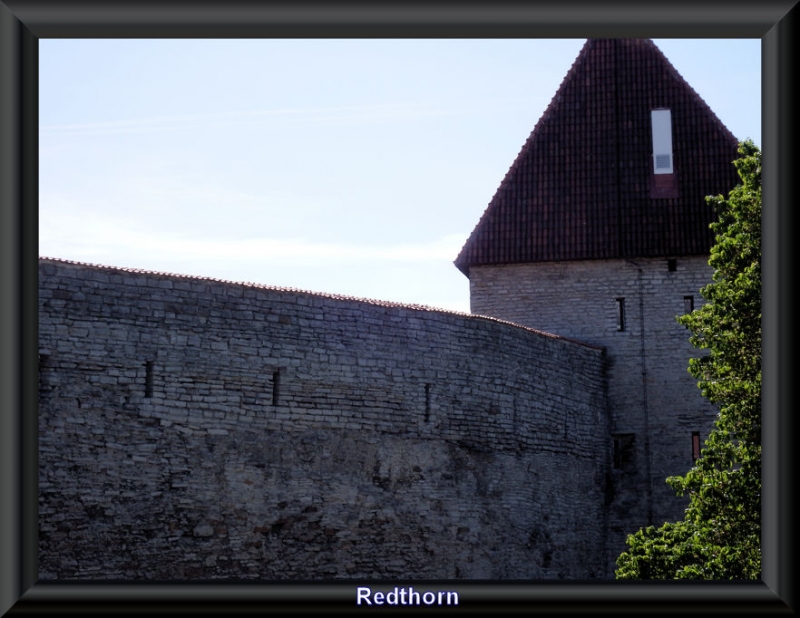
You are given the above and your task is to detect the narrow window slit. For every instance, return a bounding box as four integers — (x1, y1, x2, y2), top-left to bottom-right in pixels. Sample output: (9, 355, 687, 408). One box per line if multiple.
(424, 383, 432, 422)
(38, 349, 51, 387)
(616, 298, 626, 332)
(272, 370, 281, 406)
(144, 361, 154, 398)
(684, 295, 694, 314)
(692, 432, 701, 462)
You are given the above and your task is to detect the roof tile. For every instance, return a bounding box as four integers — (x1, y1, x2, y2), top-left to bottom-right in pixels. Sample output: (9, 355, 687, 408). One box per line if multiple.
(454, 39, 741, 276)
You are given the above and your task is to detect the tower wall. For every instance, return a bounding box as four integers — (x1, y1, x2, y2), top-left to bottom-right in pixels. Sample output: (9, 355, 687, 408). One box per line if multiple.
(468, 256, 718, 571)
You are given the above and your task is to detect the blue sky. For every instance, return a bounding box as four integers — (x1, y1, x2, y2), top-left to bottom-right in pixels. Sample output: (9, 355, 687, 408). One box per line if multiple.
(39, 39, 761, 314)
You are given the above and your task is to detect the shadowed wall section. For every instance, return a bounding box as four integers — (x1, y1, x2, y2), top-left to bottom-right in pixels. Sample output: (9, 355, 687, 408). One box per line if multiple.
(38, 258, 608, 580)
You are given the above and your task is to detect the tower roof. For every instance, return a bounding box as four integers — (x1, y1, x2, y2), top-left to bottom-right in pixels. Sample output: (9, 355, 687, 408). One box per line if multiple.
(454, 39, 741, 277)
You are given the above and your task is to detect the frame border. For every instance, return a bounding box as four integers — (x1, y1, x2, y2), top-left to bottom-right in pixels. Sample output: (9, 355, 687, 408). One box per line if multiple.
(1, 1, 795, 614)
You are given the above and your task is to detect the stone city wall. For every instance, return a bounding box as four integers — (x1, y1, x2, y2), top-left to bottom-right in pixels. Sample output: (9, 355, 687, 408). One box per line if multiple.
(38, 258, 609, 580)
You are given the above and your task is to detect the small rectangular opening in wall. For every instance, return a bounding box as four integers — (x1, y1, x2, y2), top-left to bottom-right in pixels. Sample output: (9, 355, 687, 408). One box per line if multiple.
(613, 434, 635, 470)
(615, 298, 626, 332)
(684, 295, 694, 314)
(38, 349, 51, 391)
(424, 383, 432, 422)
(272, 370, 280, 406)
(144, 361, 154, 398)
(668, 259, 677, 272)
(692, 432, 701, 462)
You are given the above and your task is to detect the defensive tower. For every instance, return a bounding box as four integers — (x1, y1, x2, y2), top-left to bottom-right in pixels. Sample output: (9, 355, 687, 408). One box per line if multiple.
(455, 38, 741, 570)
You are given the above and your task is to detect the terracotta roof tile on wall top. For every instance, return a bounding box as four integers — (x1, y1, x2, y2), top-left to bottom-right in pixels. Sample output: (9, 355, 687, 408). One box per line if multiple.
(454, 39, 741, 277)
(38, 256, 470, 317)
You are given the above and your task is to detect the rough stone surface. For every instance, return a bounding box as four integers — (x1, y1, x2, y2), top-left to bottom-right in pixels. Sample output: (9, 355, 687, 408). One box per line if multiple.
(469, 256, 719, 574)
(39, 258, 609, 580)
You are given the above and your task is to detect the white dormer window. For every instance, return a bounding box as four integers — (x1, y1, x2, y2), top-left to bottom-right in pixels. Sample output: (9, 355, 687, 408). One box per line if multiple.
(651, 109, 673, 174)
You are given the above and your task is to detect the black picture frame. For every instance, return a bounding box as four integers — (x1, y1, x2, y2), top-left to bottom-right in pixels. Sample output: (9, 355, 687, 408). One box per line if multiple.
(1, 1, 795, 614)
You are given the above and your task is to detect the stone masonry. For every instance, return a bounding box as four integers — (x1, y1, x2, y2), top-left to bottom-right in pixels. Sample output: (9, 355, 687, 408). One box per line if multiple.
(38, 257, 610, 580)
(468, 255, 720, 574)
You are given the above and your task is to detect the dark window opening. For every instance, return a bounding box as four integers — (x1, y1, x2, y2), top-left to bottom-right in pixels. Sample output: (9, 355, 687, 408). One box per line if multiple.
(616, 298, 626, 332)
(684, 295, 694, 314)
(692, 432, 701, 462)
(38, 349, 51, 391)
(668, 259, 677, 272)
(424, 383, 432, 422)
(613, 434, 635, 470)
(272, 370, 281, 406)
(144, 361, 154, 398)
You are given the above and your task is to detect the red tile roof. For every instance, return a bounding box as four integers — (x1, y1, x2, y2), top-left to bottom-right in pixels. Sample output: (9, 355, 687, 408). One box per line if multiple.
(454, 39, 741, 276)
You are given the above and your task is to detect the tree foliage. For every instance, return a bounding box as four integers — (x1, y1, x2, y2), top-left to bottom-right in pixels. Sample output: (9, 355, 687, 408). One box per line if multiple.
(615, 141, 762, 580)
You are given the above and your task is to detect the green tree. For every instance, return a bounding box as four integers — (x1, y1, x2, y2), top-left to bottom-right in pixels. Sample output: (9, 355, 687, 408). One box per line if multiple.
(615, 140, 762, 580)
